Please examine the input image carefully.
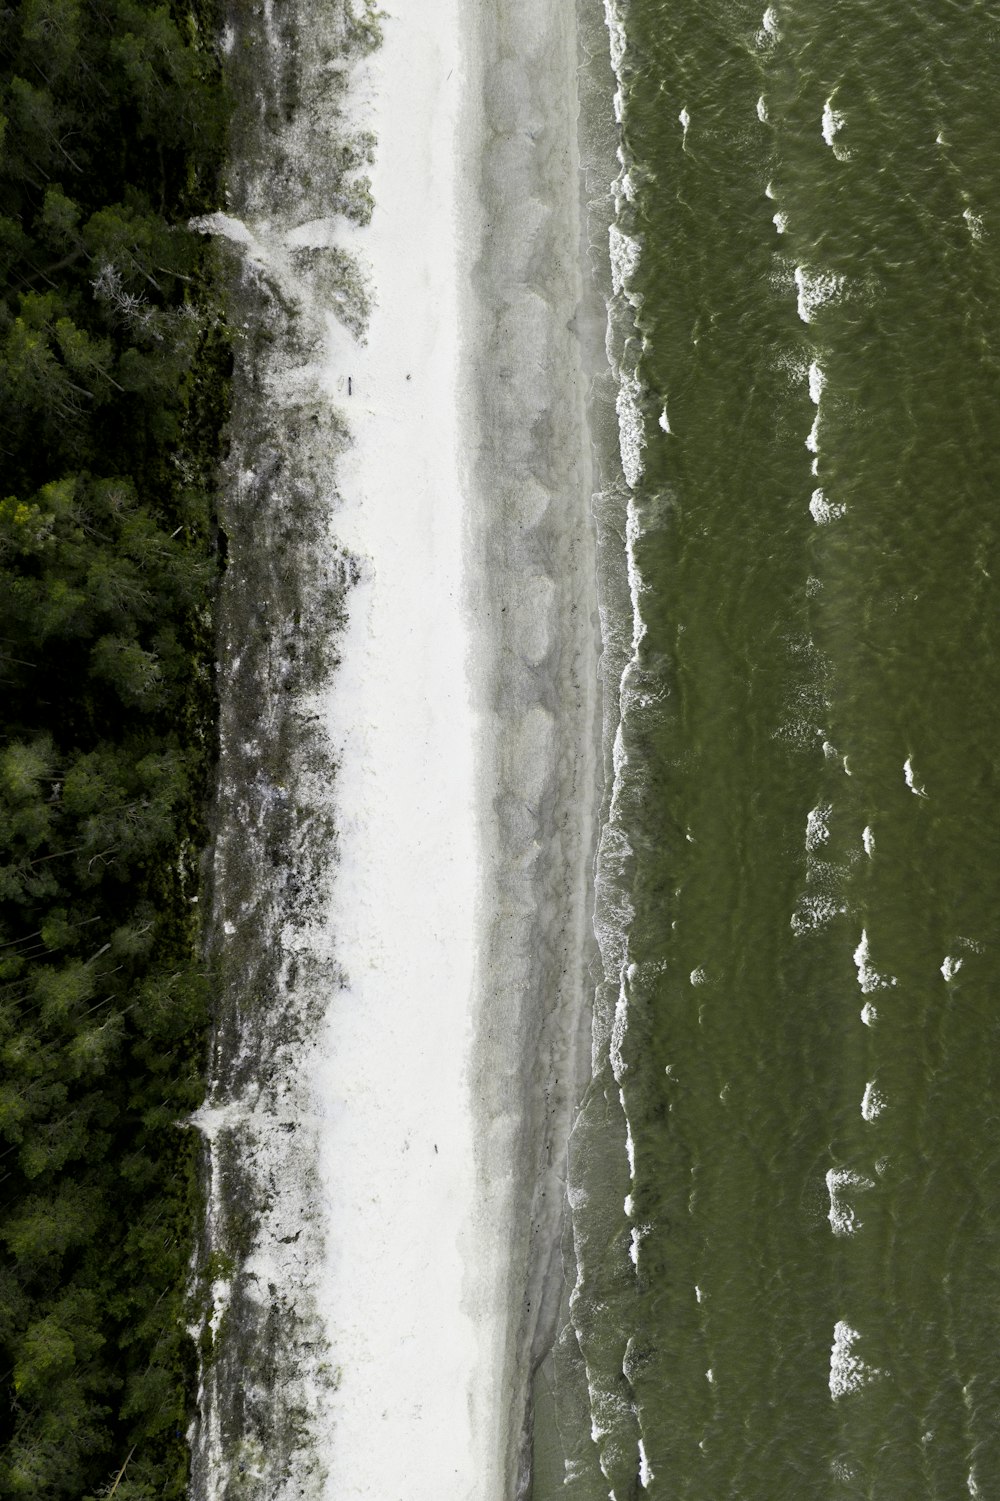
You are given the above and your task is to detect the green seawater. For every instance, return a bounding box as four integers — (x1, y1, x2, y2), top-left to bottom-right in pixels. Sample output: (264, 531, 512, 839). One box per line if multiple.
(541, 1, 1000, 1496)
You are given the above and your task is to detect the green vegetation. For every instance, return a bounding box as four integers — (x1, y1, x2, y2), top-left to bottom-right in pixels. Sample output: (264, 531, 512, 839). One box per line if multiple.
(0, 0, 228, 1494)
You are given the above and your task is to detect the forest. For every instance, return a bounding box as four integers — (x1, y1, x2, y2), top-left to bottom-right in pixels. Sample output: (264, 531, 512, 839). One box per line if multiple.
(0, 0, 228, 1494)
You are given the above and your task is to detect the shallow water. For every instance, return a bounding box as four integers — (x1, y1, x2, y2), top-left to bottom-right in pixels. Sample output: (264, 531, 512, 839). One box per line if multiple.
(545, 0, 1000, 1496)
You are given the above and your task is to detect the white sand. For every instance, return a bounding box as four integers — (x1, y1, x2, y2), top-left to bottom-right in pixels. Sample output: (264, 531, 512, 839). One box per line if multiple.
(308, 7, 491, 1498)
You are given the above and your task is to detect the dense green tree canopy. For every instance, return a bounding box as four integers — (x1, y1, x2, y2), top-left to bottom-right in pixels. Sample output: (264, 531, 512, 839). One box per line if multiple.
(0, 0, 227, 1494)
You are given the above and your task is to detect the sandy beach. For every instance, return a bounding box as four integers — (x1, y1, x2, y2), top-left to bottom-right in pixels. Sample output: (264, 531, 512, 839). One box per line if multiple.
(193, 0, 603, 1495)
(313, 0, 600, 1491)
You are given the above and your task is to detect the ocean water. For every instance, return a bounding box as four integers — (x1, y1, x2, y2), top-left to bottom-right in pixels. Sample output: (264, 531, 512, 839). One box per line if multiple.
(544, 0, 1000, 1496)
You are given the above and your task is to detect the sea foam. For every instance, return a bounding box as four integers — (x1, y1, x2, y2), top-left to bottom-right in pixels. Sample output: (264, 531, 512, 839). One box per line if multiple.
(810, 488, 845, 524)
(826, 1167, 875, 1236)
(854, 929, 897, 993)
(821, 95, 850, 159)
(830, 1321, 885, 1398)
(861, 1081, 887, 1121)
(795, 265, 845, 324)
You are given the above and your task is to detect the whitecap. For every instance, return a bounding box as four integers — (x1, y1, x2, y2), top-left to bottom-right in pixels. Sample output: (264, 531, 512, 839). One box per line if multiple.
(808, 359, 826, 406)
(830, 1320, 885, 1399)
(862, 824, 875, 858)
(690, 966, 707, 985)
(791, 893, 844, 934)
(758, 5, 780, 43)
(604, 0, 628, 74)
(659, 405, 671, 434)
(826, 1167, 875, 1236)
(624, 496, 648, 655)
(821, 99, 842, 146)
(617, 370, 646, 488)
(622, 1090, 635, 1177)
(941, 955, 963, 982)
(805, 803, 832, 851)
(854, 929, 896, 993)
(609, 224, 641, 296)
(757, 95, 768, 123)
(610, 976, 629, 1082)
(861, 1080, 886, 1121)
(809, 488, 845, 524)
(860, 1001, 877, 1027)
(795, 265, 845, 323)
(638, 1439, 654, 1487)
(629, 1222, 651, 1268)
(903, 756, 927, 797)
